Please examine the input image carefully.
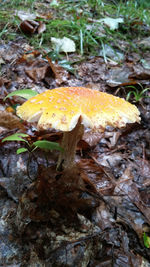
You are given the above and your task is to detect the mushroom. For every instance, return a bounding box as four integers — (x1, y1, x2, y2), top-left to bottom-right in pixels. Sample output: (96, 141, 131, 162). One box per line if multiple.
(16, 87, 140, 170)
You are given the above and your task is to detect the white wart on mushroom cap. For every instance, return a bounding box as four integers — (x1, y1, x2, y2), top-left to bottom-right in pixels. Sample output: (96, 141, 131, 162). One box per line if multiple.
(16, 87, 140, 131)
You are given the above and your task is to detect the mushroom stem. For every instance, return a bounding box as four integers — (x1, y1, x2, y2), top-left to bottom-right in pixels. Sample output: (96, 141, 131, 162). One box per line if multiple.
(57, 117, 84, 170)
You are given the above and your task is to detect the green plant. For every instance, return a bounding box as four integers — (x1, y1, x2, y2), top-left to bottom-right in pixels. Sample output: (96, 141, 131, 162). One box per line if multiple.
(143, 232, 150, 248)
(126, 84, 150, 102)
(1, 0, 150, 56)
(1, 0, 36, 9)
(2, 133, 63, 155)
(4, 88, 38, 101)
(137, 0, 150, 8)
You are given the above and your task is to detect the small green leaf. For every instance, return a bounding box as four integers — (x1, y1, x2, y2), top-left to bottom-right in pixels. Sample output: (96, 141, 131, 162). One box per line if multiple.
(17, 147, 28, 154)
(4, 89, 38, 101)
(33, 140, 63, 152)
(143, 232, 150, 248)
(2, 133, 29, 143)
(59, 60, 75, 73)
(14, 133, 29, 137)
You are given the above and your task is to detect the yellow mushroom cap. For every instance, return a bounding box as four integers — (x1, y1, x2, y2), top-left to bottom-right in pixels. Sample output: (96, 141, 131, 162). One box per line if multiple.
(16, 87, 140, 132)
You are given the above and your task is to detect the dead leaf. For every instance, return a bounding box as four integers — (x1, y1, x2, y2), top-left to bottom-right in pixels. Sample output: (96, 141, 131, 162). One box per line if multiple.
(130, 64, 150, 79)
(20, 20, 46, 35)
(95, 153, 123, 168)
(20, 20, 39, 34)
(16, 10, 37, 21)
(99, 44, 124, 62)
(78, 57, 107, 84)
(106, 65, 134, 87)
(47, 57, 69, 85)
(38, 21, 46, 34)
(136, 158, 150, 180)
(51, 37, 76, 53)
(25, 59, 52, 81)
(92, 202, 115, 230)
(82, 130, 103, 147)
(115, 167, 150, 224)
(79, 159, 114, 195)
(109, 131, 121, 147)
(0, 111, 25, 130)
(100, 17, 124, 30)
(99, 228, 142, 267)
(17, 51, 41, 64)
(0, 77, 9, 86)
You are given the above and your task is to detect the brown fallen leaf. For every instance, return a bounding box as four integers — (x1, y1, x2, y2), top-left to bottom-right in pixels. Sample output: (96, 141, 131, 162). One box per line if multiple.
(38, 21, 46, 34)
(78, 56, 150, 88)
(0, 111, 25, 130)
(92, 201, 114, 230)
(136, 158, 150, 180)
(20, 20, 46, 35)
(114, 167, 150, 224)
(16, 50, 41, 64)
(0, 77, 10, 87)
(25, 59, 52, 81)
(20, 20, 39, 34)
(106, 65, 135, 87)
(79, 159, 114, 195)
(47, 57, 69, 85)
(82, 130, 103, 147)
(130, 64, 150, 79)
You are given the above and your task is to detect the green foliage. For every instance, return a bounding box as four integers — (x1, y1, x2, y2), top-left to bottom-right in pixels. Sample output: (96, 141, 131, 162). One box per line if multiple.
(126, 84, 150, 102)
(59, 59, 75, 73)
(2, 133, 63, 155)
(137, 0, 150, 8)
(2, 133, 28, 143)
(143, 232, 150, 248)
(4, 89, 38, 101)
(2, 133, 30, 155)
(1, 0, 36, 9)
(1, 0, 150, 56)
(33, 140, 63, 152)
(42, 17, 100, 56)
(17, 147, 28, 154)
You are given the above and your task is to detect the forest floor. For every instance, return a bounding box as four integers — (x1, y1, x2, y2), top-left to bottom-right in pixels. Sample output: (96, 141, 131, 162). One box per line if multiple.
(0, 0, 150, 266)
